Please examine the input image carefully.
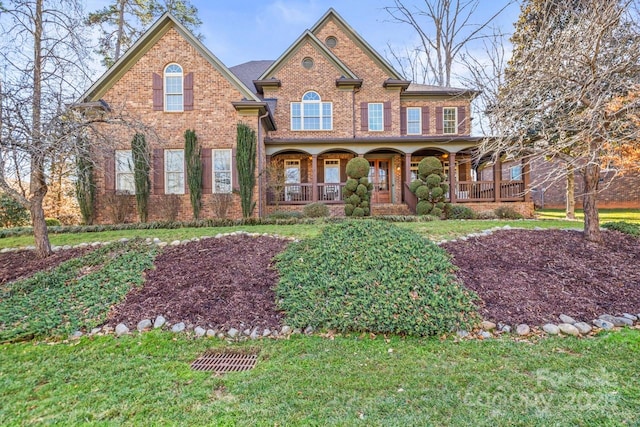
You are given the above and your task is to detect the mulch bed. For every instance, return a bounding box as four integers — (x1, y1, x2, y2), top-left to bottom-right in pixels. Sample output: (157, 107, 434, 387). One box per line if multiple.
(442, 229, 640, 325)
(0, 247, 94, 285)
(106, 235, 289, 330)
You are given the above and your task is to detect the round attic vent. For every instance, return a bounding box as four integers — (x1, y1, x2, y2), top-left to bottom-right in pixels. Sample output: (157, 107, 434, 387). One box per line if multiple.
(302, 57, 314, 69)
(325, 36, 337, 48)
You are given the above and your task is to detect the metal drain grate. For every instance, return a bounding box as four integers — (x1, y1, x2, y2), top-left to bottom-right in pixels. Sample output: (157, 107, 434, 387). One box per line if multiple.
(190, 350, 259, 373)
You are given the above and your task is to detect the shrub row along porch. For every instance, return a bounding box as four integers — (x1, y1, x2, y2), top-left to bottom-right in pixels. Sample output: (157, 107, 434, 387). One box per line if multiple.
(265, 150, 531, 209)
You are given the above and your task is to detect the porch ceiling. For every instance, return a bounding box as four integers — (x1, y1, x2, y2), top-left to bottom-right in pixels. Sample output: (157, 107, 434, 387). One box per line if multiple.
(265, 137, 481, 156)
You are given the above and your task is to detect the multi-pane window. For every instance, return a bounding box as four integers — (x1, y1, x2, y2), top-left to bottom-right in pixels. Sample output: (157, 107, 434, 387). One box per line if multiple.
(368, 103, 383, 131)
(407, 107, 421, 135)
(410, 161, 420, 181)
(165, 149, 184, 194)
(213, 149, 232, 193)
(291, 91, 332, 130)
(115, 150, 134, 193)
(443, 107, 457, 134)
(324, 159, 340, 183)
(164, 64, 183, 112)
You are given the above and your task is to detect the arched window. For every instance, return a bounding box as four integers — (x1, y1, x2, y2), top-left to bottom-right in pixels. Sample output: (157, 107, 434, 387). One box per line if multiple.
(164, 63, 183, 112)
(291, 91, 332, 130)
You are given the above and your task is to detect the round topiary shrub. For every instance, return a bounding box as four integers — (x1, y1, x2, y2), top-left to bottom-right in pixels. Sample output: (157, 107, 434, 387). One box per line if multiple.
(274, 220, 479, 336)
(415, 185, 430, 200)
(344, 157, 372, 216)
(416, 200, 433, 215)
(418, 156, 443, 177)
(345, 178, 359, 192)
(409, 156, 450, 217)
(346, 157, 370, 179)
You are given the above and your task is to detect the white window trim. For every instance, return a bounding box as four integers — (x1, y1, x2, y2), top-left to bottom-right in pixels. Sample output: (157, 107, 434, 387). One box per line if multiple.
(164, 149, 185, 195)
(291, 91, 333, 131)
(164, 63, 183, 113)
(443, 107, 458, 135)
(407, 107, 422, 135)
(510, 165, 523, 181)
(368, 103, 384, 132)
(115, 150, 134, 194)
(212, 149, 233, 194)
(323, 159, 340, 183)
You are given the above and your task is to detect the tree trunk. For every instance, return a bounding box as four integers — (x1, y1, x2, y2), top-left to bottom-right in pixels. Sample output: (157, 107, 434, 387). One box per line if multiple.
(115, 0, 126, 62)
(31, 0, 52, 258)
(565, 164, 575, 220)
(582, 161, 602, 244)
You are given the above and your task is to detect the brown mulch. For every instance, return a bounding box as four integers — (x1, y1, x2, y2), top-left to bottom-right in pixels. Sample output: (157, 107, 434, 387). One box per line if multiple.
(0, 247, 94, 285)
(442, 229, 640, 325)
(106, 235, 289, 330)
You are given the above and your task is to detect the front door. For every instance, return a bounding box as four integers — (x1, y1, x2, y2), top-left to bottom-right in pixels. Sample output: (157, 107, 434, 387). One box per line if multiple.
(368, 159, 390, 204)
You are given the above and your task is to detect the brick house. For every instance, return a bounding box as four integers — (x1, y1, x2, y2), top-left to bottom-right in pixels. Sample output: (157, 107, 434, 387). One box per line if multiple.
(77, 9, 534, 223)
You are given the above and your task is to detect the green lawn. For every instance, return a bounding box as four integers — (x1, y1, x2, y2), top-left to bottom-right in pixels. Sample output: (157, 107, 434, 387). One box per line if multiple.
(536, 208, 640, 223)
(0, 218, 582, 249)
(1, 330, 638, 426)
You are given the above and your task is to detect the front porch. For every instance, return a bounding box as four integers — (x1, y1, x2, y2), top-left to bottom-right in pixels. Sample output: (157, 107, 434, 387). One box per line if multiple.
(265, 149, 531, 213)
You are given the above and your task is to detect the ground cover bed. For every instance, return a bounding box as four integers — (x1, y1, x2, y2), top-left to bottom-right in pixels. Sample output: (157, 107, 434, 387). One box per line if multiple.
(2, 224, 638, 330)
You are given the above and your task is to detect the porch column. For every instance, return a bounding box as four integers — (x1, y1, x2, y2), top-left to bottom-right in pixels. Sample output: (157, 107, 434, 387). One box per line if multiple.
(311, 155, 318, 202)
(448, 152, 457, 204)
(494, 156, 502, 202)
(522, 159, 531, 202)
(404, 153, 412, 184)
(358, 154, 364, 158)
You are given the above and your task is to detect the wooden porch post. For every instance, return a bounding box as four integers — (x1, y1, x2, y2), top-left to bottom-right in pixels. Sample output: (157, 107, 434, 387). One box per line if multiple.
(448, 152, 457, 204)
(494, 156, 502, 202)
(522, 159, 531, 202)
(312, 155, 318, 202)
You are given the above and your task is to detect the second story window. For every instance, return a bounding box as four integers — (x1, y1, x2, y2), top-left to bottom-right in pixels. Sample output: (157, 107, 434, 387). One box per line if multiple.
(368, 103, 383, 131)
(164, 64, 183, 112)
(291, 91, 332, 130)
(407, 107, 421, 135)
(443, 107, 457, 134)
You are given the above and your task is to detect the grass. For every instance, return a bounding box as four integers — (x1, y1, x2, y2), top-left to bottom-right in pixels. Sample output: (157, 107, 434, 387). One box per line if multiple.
(1, 330, 638, 426)
(536, 208, 640, 223)
(0, 218, 582, 249)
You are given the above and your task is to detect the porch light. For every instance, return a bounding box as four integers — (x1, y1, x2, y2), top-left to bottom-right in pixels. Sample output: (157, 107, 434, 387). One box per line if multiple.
(442, 153, 449, 159)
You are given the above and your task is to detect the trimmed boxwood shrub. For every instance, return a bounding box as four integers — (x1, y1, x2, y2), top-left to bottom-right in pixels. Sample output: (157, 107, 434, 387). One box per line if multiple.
(445, 204, 477, 220)
(409, 157, 450, 217)
(344, 158, 372, 216)
(494, 206, 523, 219)
(303, 202, 330, 218)
(275, 220, 479, 336)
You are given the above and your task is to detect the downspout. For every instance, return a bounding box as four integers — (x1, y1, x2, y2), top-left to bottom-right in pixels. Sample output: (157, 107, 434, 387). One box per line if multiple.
(257, 109, 270, 218)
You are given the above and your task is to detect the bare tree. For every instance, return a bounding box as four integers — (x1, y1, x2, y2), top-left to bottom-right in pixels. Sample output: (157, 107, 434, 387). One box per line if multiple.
(384, 0, 515, 86)
(483, 0, 640, 243)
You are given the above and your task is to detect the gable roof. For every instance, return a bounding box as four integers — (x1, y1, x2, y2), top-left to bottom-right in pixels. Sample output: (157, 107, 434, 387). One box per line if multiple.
(310, 8, 403, 81)
(79, 13, 260, 103)
(258, 30, 357, 80)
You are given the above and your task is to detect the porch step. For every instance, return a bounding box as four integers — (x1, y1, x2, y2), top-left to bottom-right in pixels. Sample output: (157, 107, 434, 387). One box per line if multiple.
(371, 203, 413, 216)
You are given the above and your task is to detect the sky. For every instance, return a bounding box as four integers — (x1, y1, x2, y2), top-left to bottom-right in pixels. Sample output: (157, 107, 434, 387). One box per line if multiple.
(86, 0, 521, 71)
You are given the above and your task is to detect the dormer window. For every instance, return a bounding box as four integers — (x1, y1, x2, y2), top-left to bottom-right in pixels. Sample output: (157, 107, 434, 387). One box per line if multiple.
(164, 64, 183, 112)
(291, 91, 332, 130)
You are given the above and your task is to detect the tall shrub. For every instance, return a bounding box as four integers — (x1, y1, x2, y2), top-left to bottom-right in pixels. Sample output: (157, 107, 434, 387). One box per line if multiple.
(409, 156, 449, 217)
(131, 133, 150, 222)
(185, 129, 202, 219)
(0, 193, 30, 228)
(343, 157, 373, 217)
(75, 136, 95, 225)
(236, 122, 256, 218)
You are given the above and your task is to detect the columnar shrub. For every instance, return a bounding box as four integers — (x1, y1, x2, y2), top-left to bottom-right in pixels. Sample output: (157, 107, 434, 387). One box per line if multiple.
(236, 122, 256, 218)
(410, 156, 449, 217)
(131, 133, 150, 223)
(275, 220, 479, 336)
(343, 157, 372, 217)
(185, 129, 202, 220)
(75, 136, 95, 225)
